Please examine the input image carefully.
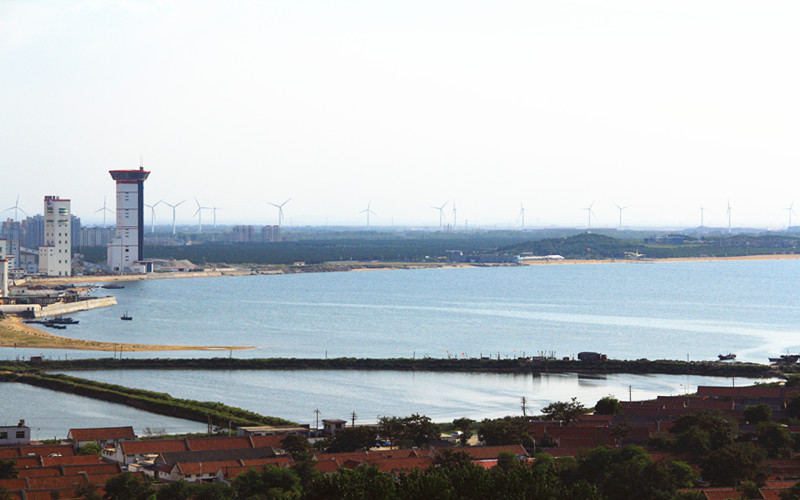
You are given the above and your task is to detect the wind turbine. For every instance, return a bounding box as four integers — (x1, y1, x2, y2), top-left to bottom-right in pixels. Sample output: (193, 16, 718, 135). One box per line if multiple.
(95, 197, 115, 227)
(268, 199, 291, 227)
(726, 200, 732, 234)
(431, 201, 448, 229)
(194, 198, 211, 232)
(3, 195, 28, 221)
(785, 202, 796, 229)
(613, 203, 629, 230)
(699, 206, 705, 227)
(360, 201, 376, 228)
(211, 205, 220, 228)
(163, 200, 185, 235)
(519, 202, 526, 229)
(582, 202, 595, 230)
(144, 200, 162, 233)
(452, 201, 457, 230)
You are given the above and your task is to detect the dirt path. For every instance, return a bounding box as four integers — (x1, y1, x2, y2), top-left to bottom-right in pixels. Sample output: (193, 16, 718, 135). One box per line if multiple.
(0, 317, 253, 352)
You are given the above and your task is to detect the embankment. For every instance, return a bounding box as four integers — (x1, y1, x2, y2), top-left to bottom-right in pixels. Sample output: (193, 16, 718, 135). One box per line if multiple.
(5, 356, 780, 378)
(2, 371, 294, 428)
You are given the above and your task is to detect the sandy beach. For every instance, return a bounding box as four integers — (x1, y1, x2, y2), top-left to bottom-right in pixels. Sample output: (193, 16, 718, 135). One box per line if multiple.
(0, 317, 252, 352)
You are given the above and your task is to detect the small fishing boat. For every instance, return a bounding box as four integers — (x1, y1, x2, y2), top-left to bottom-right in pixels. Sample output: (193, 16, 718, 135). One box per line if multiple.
(120, 311, 133, 321)
(102, 284, 125, 290)
(718, 353, 736, 361)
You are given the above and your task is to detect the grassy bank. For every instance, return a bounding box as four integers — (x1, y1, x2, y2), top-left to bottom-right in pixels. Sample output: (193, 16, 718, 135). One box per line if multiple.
(0, 356, 779, 378)
(2, 371, 294, 428)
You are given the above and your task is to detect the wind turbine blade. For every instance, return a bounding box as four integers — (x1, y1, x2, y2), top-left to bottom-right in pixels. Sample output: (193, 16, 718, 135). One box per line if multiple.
(282, 198, 291, 206)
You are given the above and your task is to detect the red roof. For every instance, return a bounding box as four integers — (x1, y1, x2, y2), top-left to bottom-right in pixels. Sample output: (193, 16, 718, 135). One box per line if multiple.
(186, 437, 252, 452)
(68, 426, 135, 442)
(26, 474, 87, 489)
(459, 445, 529, 460)
(250, 435, 287, 449)
(18, 445, 75, 457)
(0, 478, 27, 490)
(18, 466, 60, 478)
(120, 439, 188, 455)
(41, 454, 101, 466)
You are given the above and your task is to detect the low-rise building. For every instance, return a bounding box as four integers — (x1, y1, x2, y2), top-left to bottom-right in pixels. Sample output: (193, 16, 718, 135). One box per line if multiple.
(0, 420, 30, 446)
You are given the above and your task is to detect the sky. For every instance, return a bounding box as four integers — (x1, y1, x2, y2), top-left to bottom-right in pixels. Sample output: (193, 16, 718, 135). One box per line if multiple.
(2, 0, 800, 230)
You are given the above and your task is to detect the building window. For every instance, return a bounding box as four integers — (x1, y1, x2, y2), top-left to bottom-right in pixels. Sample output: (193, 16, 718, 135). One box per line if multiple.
(0, 432, 7, 439)
(15, 431, 25, 439)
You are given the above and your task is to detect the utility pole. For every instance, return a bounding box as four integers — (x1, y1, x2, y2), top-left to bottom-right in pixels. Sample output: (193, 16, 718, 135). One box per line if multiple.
(521, 397, 528, 418)
(314, 409, 321, 433)
(351, 411, 357, 427)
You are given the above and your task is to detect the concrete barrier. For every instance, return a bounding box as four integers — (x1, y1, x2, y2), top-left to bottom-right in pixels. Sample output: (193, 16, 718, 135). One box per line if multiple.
(0, 304, 42, 314)
(35, 296, 117, 318)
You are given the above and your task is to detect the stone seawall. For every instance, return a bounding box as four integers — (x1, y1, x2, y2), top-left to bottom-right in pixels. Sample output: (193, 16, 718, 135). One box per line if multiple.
(35, 296, 117, 318)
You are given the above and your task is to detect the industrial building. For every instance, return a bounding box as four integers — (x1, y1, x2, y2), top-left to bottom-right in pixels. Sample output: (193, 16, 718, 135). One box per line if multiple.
(107, 167, 150, 272)
(38, 196, 71, 277)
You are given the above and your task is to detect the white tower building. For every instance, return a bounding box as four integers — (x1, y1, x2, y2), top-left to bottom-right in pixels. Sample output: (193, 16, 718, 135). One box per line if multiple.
(38, 196, 72, 276)
(107, 167, 150, 272)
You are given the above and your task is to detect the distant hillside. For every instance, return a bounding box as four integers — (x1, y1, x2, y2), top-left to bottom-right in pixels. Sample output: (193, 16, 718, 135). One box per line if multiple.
(500, 233, 639, 259)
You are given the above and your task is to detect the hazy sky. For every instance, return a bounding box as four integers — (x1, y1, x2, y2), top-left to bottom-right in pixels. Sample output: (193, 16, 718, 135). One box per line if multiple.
(2, 0, 799, 229)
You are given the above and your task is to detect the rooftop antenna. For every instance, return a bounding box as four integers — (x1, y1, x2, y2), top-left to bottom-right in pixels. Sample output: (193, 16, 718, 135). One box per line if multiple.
(726, 200, 732, 234)
(4, 195, 28, 222)
(163, 201, 185, 235)
(360, 200, 376, 228)
(519, 202, 525, 229)
(613, 203, 629, 230)
(268, 198, 291, 227)
(193, 197, 211, 232)
(785, 202, 796, 229)
(431, 201, 448, 229)
(582, 202, 595, 230)
(94, 197, 115, 227)
(144, 200, 162, 233)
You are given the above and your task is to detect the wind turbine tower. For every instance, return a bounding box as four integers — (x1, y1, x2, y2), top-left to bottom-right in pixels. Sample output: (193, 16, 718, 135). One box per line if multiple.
(211, 205, 220, 228)
(144, 200, 162, 233)
(452, 201, 457, 230)
(582, 202, 595, 230)
(726, 201, 732, 234)
(163, 201, 184, 235)
(699, 206, 705, 228)
(107, 165, 150, 272)
(614, 203, 629, 230)
(360, 201, 376, 228)
(95, 197, 115, 227)
(432, 202, 448, 229)
(4, 195, 28, 221)
(519, 202, 526, 229)
(268, 199, 291, 227)
(785, 202, 795, 229)
(194, 198, 211, 232)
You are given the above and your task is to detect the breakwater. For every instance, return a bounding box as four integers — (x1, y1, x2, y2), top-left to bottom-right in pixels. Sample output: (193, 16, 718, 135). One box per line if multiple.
(35, 296, 117, 318)
(2, 356, 779, 378)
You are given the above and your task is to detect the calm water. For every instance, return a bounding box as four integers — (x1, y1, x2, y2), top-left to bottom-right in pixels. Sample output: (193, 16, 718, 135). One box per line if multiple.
(57, 369, 769, 425)
(5, 260, 800, 363)
(0, 382, 206, 438)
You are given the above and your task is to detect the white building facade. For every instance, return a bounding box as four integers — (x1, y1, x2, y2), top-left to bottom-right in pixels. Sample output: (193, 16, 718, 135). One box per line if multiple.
(107, 167, 150, 272)
(38, 196, 71, 277)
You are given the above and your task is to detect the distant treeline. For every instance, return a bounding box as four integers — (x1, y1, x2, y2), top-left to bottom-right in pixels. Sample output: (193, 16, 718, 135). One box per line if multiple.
(0, 357, 777, 378)
(77, 231, 800, 264)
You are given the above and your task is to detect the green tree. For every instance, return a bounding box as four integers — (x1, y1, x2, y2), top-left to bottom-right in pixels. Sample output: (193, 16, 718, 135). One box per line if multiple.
(477, 416, 533, 446)
(190, 483, 235, 500)
(780, 481, 800, 500)
(452, 417, 475, 446)
(699, 442, 767, 487)
(103, 472, 151, 500)
(77, 442, 102, 456)
(0, 460, 17, 479)
(400, 414, 439, 448)
(541, 397, 588, 424)
(281, 434, 314, 461)
(595, 396, 623, 415)
(671, 410, 737, 458)
(757, 421, 793, 458)
(786, 395, 800, 419)
(378, 416, 404, 449)
(156, 480, 192, 500)
(231, 465, 302, 499)
(74, 483, 102, 500)
(324, 426, 378, 453)
(431, 449, 473, 469)
(744, 404, 772, 424)
(306, 465, 397, 500)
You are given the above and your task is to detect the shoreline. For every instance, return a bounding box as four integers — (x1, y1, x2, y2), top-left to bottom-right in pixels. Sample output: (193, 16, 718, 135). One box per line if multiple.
(23, 253, 800, 287)
(0, 317, 253, 352)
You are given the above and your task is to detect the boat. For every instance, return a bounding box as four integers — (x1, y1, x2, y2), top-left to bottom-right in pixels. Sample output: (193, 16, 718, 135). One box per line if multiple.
(50, 316, 79, 325)
(120, 311, 133, 321)
(718, 353, 736, 361)
(44, 323, 67, 330)
(102, 284, 125, 290)
(769, 354, 800, 364)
